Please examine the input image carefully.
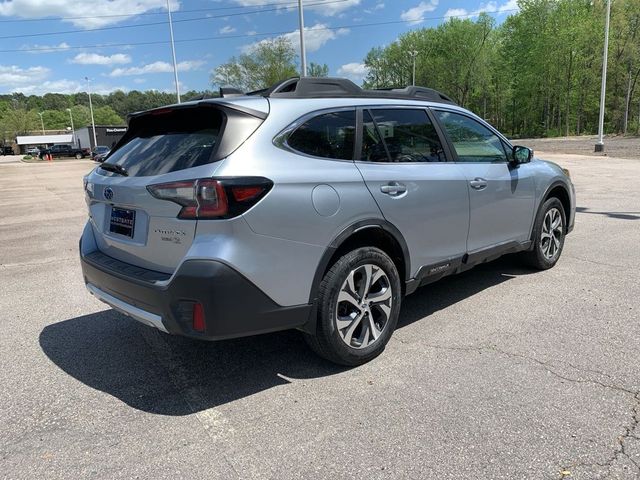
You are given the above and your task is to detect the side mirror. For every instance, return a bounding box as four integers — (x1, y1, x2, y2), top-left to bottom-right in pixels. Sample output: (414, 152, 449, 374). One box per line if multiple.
(512, 145, 533, 164)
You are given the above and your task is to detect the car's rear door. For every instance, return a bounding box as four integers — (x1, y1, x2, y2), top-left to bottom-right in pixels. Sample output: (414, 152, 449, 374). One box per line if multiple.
(354, 107, 470, 278)
(432, 109, 536, 253)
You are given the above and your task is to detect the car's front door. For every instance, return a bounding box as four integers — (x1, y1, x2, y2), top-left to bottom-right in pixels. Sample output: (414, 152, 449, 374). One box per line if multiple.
(354, 107, 470, 278)
(432, 109, 536, 253)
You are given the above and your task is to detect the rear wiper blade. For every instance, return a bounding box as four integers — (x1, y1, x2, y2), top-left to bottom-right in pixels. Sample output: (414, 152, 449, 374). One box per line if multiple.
(100, 162, 128, 176)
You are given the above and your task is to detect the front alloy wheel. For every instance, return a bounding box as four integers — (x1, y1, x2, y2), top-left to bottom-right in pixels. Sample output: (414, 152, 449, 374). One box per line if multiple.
(540, 207, 563, 261)
(522, 197, 566, 270)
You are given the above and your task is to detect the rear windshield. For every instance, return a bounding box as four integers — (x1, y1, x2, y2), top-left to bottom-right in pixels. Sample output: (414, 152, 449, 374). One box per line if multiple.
(102, 107, 223, 177)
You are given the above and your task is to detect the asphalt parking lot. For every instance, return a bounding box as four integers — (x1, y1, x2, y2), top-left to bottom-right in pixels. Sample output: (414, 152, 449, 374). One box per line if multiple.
(1, 151, 639, 479)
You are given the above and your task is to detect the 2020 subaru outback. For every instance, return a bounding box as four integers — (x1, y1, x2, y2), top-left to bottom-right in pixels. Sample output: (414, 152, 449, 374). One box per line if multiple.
(80, 77, 575, 366)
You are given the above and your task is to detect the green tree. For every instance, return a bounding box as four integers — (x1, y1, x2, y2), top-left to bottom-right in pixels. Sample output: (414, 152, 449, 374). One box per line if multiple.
(308, 62, 329, 77)
(93, 106, 124, 125)
(42, 109, 70, 130)
(0, 107, 39, 138)
(211, 37, 298, 91)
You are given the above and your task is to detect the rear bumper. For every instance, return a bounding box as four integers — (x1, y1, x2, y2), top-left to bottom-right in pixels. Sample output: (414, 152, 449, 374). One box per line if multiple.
(81, 247, 312, 341)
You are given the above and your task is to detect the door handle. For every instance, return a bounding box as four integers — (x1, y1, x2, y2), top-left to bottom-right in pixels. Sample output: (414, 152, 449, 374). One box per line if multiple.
(469, 178, 488, 190)
(380, 182, 407, 196)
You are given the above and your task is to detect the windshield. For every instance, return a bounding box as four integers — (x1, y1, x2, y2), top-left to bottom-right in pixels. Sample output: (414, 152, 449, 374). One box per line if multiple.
(102, 107, 223, 177)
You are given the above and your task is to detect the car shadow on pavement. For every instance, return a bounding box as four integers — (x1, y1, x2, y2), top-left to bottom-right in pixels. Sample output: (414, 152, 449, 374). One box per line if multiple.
(576, 206, 640, 220)
(397, 255, 534, 328)
(39, 255, 534, 416)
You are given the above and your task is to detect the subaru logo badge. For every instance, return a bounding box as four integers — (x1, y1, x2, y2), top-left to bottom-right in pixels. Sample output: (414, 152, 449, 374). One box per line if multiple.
(104, 187, 114, 201)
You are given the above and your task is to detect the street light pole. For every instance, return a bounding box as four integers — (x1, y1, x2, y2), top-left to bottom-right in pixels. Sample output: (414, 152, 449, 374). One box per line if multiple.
(298, 0, 307, 77)
(409, 50, 418, 86)
(595, 0, 611, 153)
(85, 77, 98, 149)
(66, 108, 76, 147)
(167, 0, 181, 103)
(37, 112, 45, 134)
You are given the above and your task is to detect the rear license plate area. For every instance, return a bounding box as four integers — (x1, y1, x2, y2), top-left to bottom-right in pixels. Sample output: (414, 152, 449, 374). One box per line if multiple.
(110, 207, 136, 238)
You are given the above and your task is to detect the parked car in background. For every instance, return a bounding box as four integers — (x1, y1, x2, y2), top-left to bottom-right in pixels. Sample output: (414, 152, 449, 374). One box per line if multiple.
(2, 145, 14, 155)
(92, 146, 110, 160)
(48, 144, 91, 159)
(26, 147, 40, 157)
(93, 149, 111, 163)
(80, 77, 575, 366)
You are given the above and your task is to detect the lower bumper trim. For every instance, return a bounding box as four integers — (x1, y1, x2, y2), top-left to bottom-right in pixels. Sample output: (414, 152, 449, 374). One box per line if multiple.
(86, 283, 169, 333)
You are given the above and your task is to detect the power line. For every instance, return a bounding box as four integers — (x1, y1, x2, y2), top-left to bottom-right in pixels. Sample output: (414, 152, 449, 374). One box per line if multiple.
(0, 0, 348, 23)
(0, 0, 350, 40)
(2, 9, 520, 54)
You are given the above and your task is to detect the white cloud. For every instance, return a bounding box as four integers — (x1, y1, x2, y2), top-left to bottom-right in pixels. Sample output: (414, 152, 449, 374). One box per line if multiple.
(0, 65, 49, 89)
(364, 2, 384, 14)
(444, 8, 468, 18)
(232, 0, 360, 16)
(109, 60, 205, 77)
(21, 42, 70, 54)
(444, 0, 519, 20)
(0, 68, 126, 94)
(242, 24, 349, 54)
(23, 79, 87, 94)
(401, 1, 438, 25)
(219, 25, 237, 34)
(133, 78, 147, 84)
(337, 62, 368, 84)
(71, 53, 132, 66)
(0, 0, 180, 28)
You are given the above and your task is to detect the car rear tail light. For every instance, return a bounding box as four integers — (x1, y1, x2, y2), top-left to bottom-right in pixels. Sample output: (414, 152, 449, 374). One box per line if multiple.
(147, 177, 272, 220)
(192, 302, 206, 332)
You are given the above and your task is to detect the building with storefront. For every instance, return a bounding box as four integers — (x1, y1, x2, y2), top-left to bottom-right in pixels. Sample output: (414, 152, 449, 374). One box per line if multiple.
(75, 125, 127, 150)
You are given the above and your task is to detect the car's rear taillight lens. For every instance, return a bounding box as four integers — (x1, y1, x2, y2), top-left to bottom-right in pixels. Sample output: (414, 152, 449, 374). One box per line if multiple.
(147, 177, 272, 220)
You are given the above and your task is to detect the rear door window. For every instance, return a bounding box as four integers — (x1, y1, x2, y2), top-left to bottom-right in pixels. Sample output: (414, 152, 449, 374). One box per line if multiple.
(102, 107, 224, 177)
(286, 110, 356, 160)
(361, 108, 447, 163)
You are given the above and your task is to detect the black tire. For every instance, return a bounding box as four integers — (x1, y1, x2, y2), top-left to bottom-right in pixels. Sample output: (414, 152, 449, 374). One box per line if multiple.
(75, 152, 83, 159)
(522, 197, 566, 270)
(304, 247, 402, 366)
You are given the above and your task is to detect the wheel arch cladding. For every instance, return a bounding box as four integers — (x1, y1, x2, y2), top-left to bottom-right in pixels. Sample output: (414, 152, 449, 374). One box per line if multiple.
(544, 183, 571, 232)
(309, 220, 410, 306)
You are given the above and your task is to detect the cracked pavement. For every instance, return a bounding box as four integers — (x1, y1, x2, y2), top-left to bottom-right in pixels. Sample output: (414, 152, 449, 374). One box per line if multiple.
(1, 152, 639, 479)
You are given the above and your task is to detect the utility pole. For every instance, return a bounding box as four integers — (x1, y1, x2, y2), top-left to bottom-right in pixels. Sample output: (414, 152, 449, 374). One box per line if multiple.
(66, 108, 75, 147)
(409, 50, 418, 86)
(595, 0, 611, 153)
(85, 77, 98, 149)
(37, 112, 45, 134)
(167, 0, 181, 103)
(298, 0, 307, 76)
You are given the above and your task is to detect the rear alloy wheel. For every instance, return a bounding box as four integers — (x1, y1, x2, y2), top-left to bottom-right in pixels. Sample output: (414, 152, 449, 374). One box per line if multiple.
(335, 264, 392, 349)
(523, 197, 566, 270)
(304, 247, 402, 366)
(75, 152, 82, 159)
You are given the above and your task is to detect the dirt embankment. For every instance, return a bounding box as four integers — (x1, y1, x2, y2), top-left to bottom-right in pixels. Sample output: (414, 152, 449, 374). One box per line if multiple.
(517, 135, 640, 160)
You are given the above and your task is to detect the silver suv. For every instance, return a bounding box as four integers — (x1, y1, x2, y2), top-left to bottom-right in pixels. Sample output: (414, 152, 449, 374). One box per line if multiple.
(80, 77, 575, 366)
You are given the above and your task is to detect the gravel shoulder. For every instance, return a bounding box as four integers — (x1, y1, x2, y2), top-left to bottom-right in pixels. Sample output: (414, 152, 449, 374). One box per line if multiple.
(518, 135, 640, 160)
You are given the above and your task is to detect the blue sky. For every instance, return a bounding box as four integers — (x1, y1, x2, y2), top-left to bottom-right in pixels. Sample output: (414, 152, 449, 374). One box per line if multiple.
(0, 0, 518, 96)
